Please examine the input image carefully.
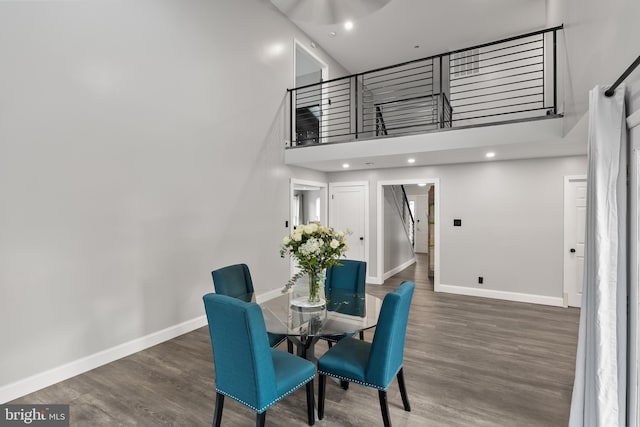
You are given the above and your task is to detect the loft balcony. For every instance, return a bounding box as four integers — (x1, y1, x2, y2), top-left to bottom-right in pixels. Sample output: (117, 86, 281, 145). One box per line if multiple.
(284, 26, 586, 172)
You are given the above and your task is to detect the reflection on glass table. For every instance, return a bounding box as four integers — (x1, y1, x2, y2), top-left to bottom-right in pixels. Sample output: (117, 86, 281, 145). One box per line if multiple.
(259, 289, 383, 360)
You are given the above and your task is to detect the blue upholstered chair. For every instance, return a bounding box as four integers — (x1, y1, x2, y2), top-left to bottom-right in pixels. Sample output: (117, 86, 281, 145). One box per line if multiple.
(211, 263, 254, 301)
(212, 263, 292, 352)
(203, 293, 316, 427)
(322, 260, 367, 347)
(317, 281, 415, 427)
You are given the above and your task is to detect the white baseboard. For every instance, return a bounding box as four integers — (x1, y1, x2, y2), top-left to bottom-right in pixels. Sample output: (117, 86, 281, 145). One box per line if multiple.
(436, 283, 564, 307)
(367, 275, 384, 285)
(0, 315, 208, 404)
(256, 287, 286, 303)
(383, 257, 416, 281)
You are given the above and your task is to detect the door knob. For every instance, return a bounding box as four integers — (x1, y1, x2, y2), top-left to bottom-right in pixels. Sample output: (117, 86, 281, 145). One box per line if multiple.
(359, 237, 364, 241)
(570, 248, 576, 253)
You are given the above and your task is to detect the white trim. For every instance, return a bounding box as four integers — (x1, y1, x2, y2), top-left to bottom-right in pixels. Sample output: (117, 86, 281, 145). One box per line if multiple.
(293, 39, 329, 144)
(437, 283, 564, 307)
(293, 38, 328, 89)
(383, 257, 416, 280)
(328, 181, 370, 269)
(376, 178, 440, 289)
(0, 315, 208, 404)
(256, 288, 286, 303)
(290, 178, 329, 228)
(367, 275, 383, 285)
(290, 178, 329, 277)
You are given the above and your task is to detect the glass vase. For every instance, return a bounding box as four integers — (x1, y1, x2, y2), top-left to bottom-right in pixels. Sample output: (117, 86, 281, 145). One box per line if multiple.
(307, 268, 325, 304)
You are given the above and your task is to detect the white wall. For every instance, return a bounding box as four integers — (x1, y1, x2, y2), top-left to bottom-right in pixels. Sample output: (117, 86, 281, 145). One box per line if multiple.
(0, 0, 341, 398)
(328, 156, 587, 301)
(383, 187, 415, 274)
(547, 0, 640, 133)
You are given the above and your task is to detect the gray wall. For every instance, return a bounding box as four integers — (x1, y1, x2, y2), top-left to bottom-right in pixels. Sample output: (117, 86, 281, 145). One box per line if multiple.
(0, 1, 340, 389)
(329, 156, 587, 297)
(383, 187, 415, 274)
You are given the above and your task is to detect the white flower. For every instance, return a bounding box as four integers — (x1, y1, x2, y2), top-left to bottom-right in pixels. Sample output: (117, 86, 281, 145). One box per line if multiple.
(299, 238, 322, 256)
(280, 222, 349, 292)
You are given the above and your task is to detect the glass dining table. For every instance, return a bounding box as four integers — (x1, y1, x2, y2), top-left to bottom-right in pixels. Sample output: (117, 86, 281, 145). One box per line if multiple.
(258, 289, 383, 360)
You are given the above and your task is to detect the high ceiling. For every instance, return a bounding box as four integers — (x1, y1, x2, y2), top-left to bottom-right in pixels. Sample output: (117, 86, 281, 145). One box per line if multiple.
(273, 0, 548, 74)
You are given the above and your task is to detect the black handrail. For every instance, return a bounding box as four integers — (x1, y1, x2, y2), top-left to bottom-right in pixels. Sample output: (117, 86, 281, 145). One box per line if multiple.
(287, 25, 563, 93)
(605, 55, 640, 97)
(400, 185, 414, 225)
(375, 106, 388, 136)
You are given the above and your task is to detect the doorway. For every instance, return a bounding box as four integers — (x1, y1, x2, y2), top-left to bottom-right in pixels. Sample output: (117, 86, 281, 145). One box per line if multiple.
(294, 40, 328, 145)
(377, 179, 439, 287)
(405, 185, 430, 254)
(290, 178, 328, 276)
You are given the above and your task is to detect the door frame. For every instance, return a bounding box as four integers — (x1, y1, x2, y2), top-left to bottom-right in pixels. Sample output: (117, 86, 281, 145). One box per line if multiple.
(328, 181, 370, 276)
(290, 178, 329, 276)
(376, 178, 440, 289)
(563, 174, 587, 307)
(293, 39, 329, 144)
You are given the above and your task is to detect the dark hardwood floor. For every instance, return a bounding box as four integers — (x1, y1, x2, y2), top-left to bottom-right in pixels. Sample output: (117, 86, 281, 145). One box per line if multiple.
(12, 254, 579, 426)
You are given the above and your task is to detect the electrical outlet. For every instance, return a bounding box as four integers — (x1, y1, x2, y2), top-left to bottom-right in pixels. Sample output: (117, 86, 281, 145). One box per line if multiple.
(478, 276, 484, 284)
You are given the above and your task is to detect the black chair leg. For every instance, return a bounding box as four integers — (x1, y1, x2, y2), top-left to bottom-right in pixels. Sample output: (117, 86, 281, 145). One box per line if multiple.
(327, 341, 333, 349)
(359, 330, 364, 340)
(378, 390, 391, 427)
(213, 393, 224, 427)
(397, 368, 411, 412)
(256, 411, 266, 427)
(287, 338, 293, 354)
(306, 380, 315, 425)
(340, 380, 349, 390)
(318, 375, 326, 420)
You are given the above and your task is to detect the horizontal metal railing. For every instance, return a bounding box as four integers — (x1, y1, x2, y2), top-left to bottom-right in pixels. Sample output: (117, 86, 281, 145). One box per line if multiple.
(287, 25, 562, 147)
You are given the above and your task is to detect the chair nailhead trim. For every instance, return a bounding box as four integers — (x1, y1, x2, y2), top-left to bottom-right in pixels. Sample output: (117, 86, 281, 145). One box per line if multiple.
(217, 374, 315, 413)
(318, 365, 403, 391)
(318, 370, 388, 391)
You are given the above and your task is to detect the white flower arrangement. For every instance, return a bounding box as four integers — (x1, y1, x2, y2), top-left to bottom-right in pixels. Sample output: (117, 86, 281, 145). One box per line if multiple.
(280, 222, 350, 294)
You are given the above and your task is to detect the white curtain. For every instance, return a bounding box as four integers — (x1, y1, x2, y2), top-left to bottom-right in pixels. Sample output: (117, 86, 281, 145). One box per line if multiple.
(569, 85, 628, 427)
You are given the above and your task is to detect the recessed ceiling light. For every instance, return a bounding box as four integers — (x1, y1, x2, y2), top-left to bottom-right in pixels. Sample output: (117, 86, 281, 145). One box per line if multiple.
(485, 152, 496, 158)
(342, 163, 350, 168)
(407, 158, 416, 164)
(344, 21, 354, 31)
(329, 31, 337, 37)
(418, 183, 427, 187)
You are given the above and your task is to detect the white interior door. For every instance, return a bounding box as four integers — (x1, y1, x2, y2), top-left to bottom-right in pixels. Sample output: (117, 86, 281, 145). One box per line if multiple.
(414, 194, 429, 253)
(564, 176, 587, 307)
(329, 183, 368, 262)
